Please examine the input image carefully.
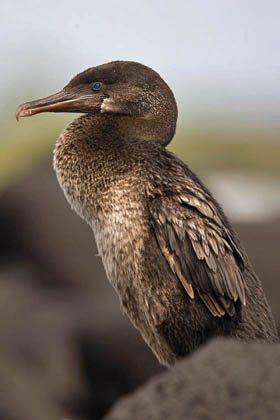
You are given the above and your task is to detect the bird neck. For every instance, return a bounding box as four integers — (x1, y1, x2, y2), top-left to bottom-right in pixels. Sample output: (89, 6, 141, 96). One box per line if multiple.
(54, 112, 161, 223)
(62, 111, 176, 147)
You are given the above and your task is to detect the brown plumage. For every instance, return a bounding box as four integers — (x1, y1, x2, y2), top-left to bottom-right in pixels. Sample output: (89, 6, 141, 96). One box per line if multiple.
(16, 61, 278, 365)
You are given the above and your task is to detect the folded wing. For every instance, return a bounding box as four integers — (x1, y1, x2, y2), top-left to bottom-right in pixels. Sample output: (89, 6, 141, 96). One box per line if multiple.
(148, 188, 246, 317)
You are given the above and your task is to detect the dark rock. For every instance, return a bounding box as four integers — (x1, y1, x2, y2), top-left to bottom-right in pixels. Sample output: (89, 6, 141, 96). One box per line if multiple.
(104, 338, 280, 420)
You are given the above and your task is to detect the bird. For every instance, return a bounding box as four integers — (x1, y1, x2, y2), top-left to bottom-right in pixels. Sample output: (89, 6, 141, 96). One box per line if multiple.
(16, 60, 278, 366)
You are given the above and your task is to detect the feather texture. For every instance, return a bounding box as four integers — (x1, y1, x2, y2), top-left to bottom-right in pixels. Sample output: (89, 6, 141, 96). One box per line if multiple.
(148, 187, 247, 317)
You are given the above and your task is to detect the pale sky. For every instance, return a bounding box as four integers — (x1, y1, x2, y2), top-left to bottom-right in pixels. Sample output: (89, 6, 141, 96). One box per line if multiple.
(2, 0, 280, 130)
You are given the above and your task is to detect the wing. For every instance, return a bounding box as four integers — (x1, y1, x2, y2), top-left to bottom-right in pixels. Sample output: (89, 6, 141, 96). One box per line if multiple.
(148, 187, 247, 318)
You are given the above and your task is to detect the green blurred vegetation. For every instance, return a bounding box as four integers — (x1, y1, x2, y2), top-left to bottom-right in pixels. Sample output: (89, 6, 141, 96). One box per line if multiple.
(0, 112, 72, 191)
(1, 108, 279, 192)
(171, 125, 280, 173)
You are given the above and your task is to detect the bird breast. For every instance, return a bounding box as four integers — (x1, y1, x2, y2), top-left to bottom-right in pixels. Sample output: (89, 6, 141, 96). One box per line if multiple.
(54, 131, 150, 294)
(90, 188, 148, 292)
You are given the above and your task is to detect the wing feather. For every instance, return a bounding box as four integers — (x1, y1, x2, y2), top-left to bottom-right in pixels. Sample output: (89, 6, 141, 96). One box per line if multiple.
(148, 193, 246, 317)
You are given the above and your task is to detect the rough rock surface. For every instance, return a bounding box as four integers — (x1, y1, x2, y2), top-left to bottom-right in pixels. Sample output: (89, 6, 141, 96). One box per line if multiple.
(105, 338, 280, 420)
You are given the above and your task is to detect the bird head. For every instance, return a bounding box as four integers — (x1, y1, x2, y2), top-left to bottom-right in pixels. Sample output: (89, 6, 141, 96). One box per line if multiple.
(16, 61, 177, 145)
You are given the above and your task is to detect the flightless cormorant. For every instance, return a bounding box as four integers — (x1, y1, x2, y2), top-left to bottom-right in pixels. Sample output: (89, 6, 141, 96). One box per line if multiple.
(16, 61, 278, 365)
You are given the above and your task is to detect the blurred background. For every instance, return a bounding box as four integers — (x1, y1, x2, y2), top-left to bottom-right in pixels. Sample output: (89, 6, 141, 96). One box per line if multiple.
(1, 1, 280, 419)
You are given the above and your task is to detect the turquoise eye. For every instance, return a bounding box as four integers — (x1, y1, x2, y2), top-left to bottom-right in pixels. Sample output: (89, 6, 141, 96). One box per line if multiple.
(92, 82, 101, 91)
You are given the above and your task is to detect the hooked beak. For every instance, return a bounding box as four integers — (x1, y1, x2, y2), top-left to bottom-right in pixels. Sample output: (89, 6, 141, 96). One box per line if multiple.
(16, 89, 106, 120)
